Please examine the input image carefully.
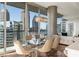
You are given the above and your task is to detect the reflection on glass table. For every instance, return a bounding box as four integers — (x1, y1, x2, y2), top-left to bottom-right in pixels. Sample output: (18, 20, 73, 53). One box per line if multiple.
(28, 37, 44, 46)
(28, 36, 45, 57)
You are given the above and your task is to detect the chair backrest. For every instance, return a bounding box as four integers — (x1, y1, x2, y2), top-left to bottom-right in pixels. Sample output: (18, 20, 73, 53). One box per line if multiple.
(26, 34, 32, 40)
(39, 36, 54, 52)
(52, 35, 60, 49)
(35, 34, 40, 39)
(13, 40, 25, 54)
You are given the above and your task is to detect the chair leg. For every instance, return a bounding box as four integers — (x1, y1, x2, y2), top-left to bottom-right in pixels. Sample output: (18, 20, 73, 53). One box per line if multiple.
(32, 51, 48, 57)
(48, 49, 57, 57)
(41, 52, 47, 57)
(37, 52, 48, 57)
(24, 54, 31, 57)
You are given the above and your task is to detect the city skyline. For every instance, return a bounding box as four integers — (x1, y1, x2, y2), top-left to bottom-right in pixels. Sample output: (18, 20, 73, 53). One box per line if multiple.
(0, 3, 47, 30)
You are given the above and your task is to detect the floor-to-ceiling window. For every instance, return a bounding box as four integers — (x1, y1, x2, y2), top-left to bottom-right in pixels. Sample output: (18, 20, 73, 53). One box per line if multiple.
(0, 2, 25, 56)
(0, 2, 5, 55)
(6, 3, 24, 52)
(29, 11, 38, 33)
(28, 6, 48, 36)
(57, 17, 62, 35)
(39, 14, 48, 35)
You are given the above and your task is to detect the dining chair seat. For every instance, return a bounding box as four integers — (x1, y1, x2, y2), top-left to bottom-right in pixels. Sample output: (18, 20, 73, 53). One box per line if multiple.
(13, 40, 33, 56)
(35, 36, 54, 56)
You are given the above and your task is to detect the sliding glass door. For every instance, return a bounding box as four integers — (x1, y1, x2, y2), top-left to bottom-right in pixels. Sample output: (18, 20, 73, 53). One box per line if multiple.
(6, 2, 24, 54)
(0, 2, 25, 56)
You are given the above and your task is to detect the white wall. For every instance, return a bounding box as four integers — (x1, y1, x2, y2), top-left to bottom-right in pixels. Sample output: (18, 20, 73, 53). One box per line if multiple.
(74, 20, 79, 36)
(67, 20, 79, 36)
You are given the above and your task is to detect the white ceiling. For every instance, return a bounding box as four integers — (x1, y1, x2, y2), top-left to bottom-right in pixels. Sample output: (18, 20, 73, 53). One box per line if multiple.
(34, 2, 79, 20)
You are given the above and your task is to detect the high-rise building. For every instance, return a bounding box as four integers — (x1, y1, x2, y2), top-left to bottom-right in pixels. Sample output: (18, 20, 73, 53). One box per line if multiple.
(57, 24, 61, 33)
(0, 25, 4, 48)
(0, 9, 9, 21)
(61, 19, 67, 33)
(0, 23, 14, 48)
(6, 27, 14, 47)
(0, 9, 13, 48)
(13, 21, 23, 41)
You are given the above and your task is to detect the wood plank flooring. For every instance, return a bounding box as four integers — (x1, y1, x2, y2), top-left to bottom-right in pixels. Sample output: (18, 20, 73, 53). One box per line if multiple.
(1, 44, 67, 57)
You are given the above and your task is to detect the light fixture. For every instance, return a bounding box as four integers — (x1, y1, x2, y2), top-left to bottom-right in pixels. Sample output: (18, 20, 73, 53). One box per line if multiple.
(35, 16, 47, 22)
(35, 8, 47, 23)
(34, 9, 48, 35)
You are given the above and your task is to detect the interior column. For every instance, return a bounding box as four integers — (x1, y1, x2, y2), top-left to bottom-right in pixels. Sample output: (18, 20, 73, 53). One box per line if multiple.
(47, 6, 57, 36)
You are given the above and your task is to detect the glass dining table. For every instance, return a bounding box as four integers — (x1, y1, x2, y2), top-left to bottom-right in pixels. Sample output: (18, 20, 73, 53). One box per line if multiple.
(24, 36, 45, 57)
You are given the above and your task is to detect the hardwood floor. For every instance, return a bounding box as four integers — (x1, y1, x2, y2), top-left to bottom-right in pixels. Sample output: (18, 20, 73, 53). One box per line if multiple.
(56, 44, 67, 57)
(1, 44, 67, 57)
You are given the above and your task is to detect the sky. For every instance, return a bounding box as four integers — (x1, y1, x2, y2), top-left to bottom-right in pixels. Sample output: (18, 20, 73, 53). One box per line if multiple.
(0, 3, 22, 21)
(0, 3, 47, 29)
